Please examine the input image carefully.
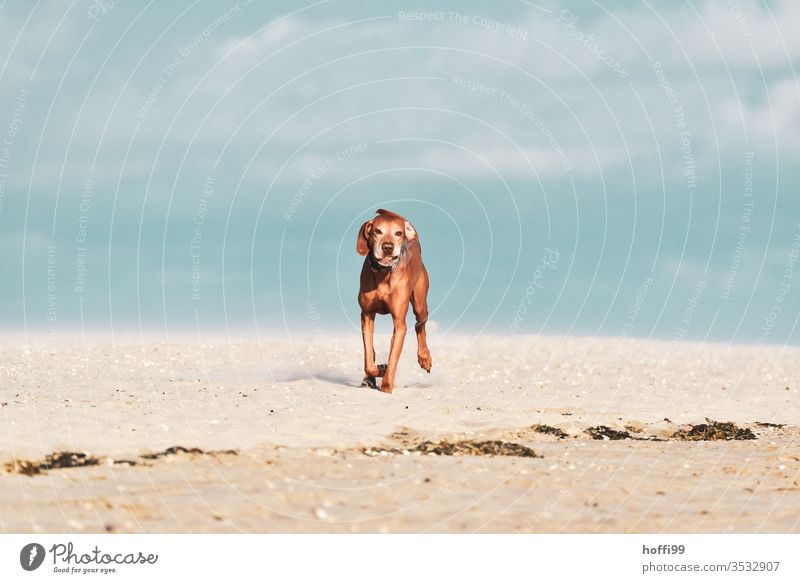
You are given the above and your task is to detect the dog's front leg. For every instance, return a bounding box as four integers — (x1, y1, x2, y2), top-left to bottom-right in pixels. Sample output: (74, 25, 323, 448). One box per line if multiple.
(361, 312, 380, 388)
(380, 309, 408, 394)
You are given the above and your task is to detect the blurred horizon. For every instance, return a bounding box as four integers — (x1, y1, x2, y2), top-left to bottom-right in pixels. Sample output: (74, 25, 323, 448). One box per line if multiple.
(1, 0, 799, 345)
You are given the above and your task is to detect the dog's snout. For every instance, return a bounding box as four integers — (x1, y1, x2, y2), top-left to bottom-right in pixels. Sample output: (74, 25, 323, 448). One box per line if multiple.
(381, 242, 394, 255)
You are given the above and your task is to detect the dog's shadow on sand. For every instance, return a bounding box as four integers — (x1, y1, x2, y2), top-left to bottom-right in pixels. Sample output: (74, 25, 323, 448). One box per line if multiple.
(271, 369, 438, 389)
(271, 370, 359, 387)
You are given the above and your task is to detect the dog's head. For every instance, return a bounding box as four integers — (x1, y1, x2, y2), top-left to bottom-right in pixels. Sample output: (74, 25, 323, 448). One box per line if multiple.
(356, 209, 417, 266)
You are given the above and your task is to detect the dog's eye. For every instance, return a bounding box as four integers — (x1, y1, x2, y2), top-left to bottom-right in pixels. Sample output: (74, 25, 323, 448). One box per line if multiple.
(374, 229, 382, 235)
(395, 231, 402, 237)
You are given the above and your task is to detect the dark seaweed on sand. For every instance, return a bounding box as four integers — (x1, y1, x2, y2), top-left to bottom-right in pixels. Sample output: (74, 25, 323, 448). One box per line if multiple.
(140, 446, 239, 460)
(672, 420, 756, 441)
(141, 446, 205, 459)
(414, 439, 541, 457)
(5, 451, 101, 476)
(585, 426, 632, 440)
(529, 424, 569, 439)
(5, 446, 239, 476)
(363, 439, 541, 458)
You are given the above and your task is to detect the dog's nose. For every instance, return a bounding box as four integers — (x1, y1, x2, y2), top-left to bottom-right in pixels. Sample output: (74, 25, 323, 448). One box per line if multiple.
(381, 242, 394, 255)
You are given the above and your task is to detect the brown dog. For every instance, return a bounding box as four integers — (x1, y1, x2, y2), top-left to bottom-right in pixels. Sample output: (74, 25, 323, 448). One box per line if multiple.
(356, 209, 432, 393)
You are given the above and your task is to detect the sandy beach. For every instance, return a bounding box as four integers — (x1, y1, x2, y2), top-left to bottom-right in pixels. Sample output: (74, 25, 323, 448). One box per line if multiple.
(0, 332, 798, 533)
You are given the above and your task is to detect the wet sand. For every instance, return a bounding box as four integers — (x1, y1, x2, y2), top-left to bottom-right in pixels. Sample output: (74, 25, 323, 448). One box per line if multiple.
(0, 333, 798, 533)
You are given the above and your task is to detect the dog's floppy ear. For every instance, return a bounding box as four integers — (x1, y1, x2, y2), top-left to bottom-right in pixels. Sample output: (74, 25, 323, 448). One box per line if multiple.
(356, 220, 373, 256)
(404, 220, 417, 241)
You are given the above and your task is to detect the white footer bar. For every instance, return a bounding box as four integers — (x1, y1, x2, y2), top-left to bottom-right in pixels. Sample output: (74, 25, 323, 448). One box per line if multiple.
(1, 534, 795, 582)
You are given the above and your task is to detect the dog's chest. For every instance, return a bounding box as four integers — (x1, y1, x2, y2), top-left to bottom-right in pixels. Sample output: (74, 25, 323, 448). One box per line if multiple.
(362, 276, 407, 313)
(370, 279, 394, 302)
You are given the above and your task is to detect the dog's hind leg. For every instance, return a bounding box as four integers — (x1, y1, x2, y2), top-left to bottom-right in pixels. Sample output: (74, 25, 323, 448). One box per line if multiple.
(411, 269, 432, 373)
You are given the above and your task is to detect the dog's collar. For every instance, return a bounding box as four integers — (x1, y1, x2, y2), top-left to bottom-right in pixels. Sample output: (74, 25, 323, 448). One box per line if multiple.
(368, 252, 400, 272)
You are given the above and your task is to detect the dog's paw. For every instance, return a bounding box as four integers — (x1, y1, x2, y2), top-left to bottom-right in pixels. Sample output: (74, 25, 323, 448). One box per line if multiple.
(417, 350, 432, 373)
(379, 379, 394, 394)
(361, 376, 378, 389)
(365, 364, 386, 378)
